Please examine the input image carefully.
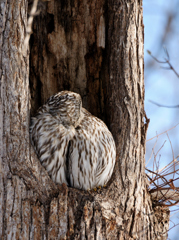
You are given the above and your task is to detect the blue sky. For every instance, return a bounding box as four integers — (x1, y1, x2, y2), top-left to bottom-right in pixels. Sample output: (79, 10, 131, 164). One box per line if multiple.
(143, 0, 179, 239)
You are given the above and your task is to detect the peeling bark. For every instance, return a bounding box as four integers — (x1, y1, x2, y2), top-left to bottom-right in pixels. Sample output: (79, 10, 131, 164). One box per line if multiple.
(0, 0, 170, 239)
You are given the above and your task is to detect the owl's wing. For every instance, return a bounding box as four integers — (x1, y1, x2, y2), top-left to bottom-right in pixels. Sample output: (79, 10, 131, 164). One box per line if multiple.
(68, 109, 116, 190)
(82, 112, 116, 187)
(68, 128, 98, 190)
(94, 127, 116, 187)
(30, 112, 75, 185)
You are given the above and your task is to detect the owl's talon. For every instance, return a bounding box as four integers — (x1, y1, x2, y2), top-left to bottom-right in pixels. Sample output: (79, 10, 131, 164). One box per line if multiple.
(93, 186, 102, 191)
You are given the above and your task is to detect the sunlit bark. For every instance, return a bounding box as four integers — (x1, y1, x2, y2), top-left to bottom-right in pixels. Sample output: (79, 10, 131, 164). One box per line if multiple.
(0, 0, 169, 239)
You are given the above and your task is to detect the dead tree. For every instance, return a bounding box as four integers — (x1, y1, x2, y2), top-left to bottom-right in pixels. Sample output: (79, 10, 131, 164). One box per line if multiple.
(0, 0, 169, 239)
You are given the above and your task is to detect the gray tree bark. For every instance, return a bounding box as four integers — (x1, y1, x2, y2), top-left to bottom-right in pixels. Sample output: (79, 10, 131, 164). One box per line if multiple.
(0, 0, 169, 239)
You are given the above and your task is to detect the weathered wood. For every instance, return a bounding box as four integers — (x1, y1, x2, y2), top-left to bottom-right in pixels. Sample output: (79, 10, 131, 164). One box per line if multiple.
(0, 0, 170, 239)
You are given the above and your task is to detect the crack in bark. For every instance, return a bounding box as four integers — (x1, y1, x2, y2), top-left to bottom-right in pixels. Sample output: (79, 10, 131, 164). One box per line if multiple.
(0, 0, 170, 239)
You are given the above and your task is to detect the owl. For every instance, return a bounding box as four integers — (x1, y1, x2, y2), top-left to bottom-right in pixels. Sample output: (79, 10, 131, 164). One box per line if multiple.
(30, 91, 116, 190)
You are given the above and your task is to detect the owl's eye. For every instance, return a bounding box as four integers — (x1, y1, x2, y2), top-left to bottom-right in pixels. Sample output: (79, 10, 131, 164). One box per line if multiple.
(75, 126, 81, 130)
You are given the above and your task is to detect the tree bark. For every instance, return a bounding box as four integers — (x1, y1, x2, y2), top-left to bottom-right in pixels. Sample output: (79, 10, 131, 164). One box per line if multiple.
(0, 0, 170, 239)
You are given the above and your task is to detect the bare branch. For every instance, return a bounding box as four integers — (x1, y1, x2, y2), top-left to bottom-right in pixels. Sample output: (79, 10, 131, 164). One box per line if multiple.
(146, 123, 179, 142)
(149, 100, 179, 108)
(147, 50, 166, 64)
(151, 189, 179, 203)
(166, 133, 175, 179)
(158, 156, 179, 175)
(146, 136, 158, 166)
(147, 48, 179, 78)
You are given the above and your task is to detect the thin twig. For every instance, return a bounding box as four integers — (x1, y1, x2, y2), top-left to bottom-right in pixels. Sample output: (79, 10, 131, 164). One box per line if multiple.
(147, 49, 179, 78)
(146, 123, 179, 142)
(166, 133, 175, 179)
(158, 156, 179, 175)
(146, 168, 169, 186)
(149, 100, 179, 108)
(146, 137, 158, 166)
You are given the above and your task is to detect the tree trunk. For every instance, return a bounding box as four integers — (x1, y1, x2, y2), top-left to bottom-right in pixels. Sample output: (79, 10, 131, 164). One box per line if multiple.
(0, 0, 170, 239)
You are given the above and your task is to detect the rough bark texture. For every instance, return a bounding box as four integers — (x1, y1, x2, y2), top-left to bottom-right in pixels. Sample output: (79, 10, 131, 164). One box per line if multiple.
(0, 0, 170, 239)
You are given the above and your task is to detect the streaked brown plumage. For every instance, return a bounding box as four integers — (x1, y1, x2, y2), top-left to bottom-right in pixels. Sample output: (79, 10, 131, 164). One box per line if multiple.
(30, 91, 116, 190)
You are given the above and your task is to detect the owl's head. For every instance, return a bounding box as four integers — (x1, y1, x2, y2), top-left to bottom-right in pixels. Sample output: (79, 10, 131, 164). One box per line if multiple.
(46, 91, 83, 128)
